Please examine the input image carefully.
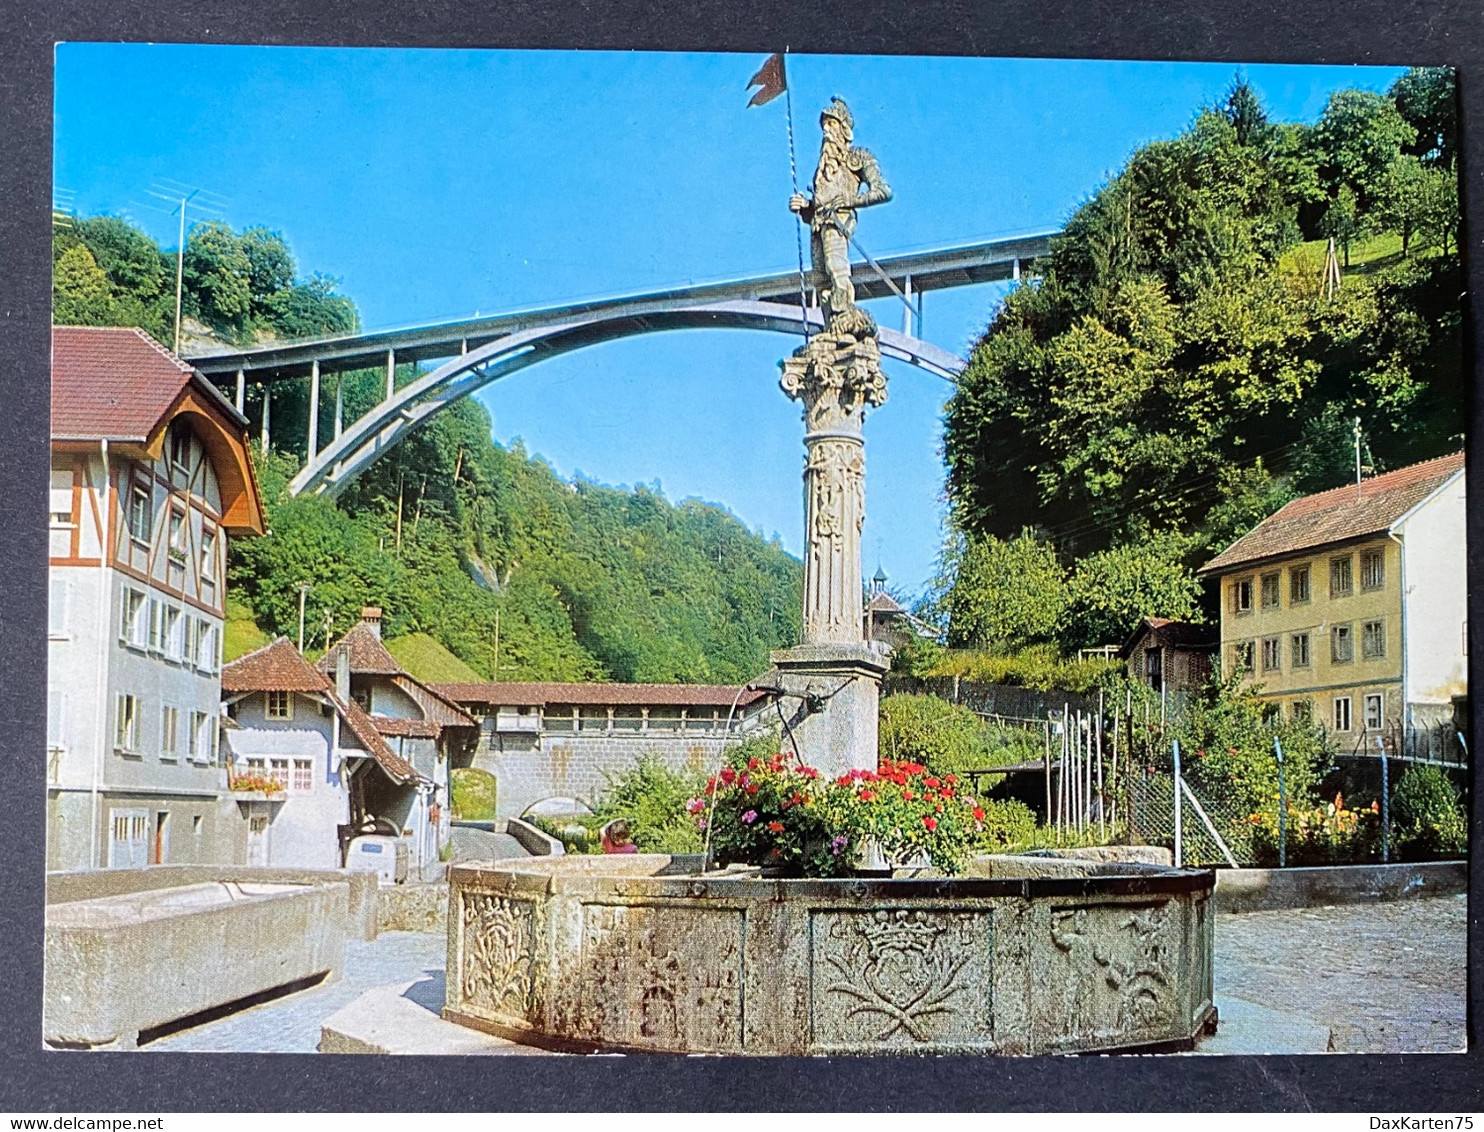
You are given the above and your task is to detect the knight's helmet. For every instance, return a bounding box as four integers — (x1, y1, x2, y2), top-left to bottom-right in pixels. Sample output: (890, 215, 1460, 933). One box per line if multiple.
(821, 96, 854, 141)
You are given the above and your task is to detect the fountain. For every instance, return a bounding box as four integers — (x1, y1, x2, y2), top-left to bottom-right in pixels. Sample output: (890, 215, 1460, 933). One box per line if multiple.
(443, 97, 1217, 1056)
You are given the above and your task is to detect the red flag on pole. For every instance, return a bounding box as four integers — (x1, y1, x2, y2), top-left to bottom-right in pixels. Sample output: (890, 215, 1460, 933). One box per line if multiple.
(746, 53, 787, 107)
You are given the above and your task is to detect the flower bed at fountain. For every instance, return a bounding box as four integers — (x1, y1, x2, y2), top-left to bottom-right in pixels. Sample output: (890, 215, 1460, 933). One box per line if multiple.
(442, 851, 1216, 1055)
(699, 750, 1037, 876)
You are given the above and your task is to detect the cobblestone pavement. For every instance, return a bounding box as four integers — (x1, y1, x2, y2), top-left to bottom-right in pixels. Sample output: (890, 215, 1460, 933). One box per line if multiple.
(142, 897, 1468, 1054)
(144, 931, 447, 1054)
(1214, 895, 1467, 1053)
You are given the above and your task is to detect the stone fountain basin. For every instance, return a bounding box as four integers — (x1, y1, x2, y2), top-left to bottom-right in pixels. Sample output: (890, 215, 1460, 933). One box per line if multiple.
(46, 880, 347, 1048)
(443, 854, 1215, 1056)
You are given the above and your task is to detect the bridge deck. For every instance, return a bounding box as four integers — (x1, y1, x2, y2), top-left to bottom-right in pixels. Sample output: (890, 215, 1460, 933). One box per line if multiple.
(186, 233, 1054, 380)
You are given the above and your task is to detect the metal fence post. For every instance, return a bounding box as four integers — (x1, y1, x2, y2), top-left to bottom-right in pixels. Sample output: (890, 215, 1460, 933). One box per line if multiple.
(1379, 734, 1390, 863)
(1172, 738, 1183, 867)
(1273, 735, 1287, 869)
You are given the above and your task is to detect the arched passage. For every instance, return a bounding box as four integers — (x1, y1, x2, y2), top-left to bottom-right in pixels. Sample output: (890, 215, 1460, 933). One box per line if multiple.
(287, 299, 966, 498)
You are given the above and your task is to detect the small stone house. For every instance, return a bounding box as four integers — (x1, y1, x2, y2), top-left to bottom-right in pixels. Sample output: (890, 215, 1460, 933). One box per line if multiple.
(221, 637, 419, 870)
(1198, 452, 1466, 756)
(316, 608, 479, 877)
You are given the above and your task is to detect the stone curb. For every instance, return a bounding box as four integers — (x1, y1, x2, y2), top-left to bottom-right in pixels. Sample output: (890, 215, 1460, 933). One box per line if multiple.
(1213, 860, 1466, 913)
(318, 978, 554, 1056)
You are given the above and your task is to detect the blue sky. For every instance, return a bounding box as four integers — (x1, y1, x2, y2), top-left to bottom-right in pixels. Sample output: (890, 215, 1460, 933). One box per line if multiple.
(54, 47, 1408, 597)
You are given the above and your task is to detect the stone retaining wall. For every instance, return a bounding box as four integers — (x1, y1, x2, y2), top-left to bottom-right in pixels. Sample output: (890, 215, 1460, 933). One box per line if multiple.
(378, 882, 449, 933)
(475, 734, 734, 819)
(1213, 860, 1466, 913)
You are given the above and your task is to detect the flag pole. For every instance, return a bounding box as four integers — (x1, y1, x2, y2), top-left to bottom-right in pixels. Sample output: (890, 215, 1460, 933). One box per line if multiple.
(783, 49, 810, 345)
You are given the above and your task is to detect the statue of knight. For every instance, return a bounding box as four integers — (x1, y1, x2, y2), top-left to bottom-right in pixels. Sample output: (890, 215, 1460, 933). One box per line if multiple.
(788, 97, 893, 336)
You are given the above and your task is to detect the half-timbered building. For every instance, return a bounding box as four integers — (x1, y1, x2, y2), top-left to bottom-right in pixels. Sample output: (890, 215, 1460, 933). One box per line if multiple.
(48, 326, 265, 870)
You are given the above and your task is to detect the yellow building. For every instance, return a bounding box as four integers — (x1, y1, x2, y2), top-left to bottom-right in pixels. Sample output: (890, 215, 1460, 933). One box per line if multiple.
(1198, 453, 1465, 757)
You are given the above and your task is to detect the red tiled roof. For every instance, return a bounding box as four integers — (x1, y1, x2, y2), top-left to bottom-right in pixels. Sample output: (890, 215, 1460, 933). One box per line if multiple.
(220, 637, 416, 785)
(432, 681, 771, 709)
(338, 698, 418, 784)
(1199, 453, 1465, 575)
(316, 621, 406, 677)
(1118, 617, 1218, 658)
(222, 637, 333, 694)
(51, 325, 244, 440)
(369, 716, 440, 739)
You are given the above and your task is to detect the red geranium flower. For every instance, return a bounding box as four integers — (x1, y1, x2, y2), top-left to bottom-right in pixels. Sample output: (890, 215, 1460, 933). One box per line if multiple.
(859, 789, 875, 802)
(973, 807, 985, 821)
(923, 816, 938, 831)
(924, 777, 940, 788)
(748, 757, 761, 770)
(767, 820, 784, 833)
(902, 789, 914, 801)
(746, 783, 759, 796)
(720, 767, 736, 785)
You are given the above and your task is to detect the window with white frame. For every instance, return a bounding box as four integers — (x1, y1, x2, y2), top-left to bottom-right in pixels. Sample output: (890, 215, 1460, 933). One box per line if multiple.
(163, 606, 183, 661)
(195, 619, 218, 673)
(50, 470, 74, 526)
(292, 758, 313, 791)
(1333, 695, 1353, 732)
(167, 507, 188, 564)
(187, 711, 204, 760)
(1231, 578, 1253, 614)
(148, 597, 164, 653)
(115, 694, 140, 752)
(161, 706, 178, 757)
(121, 588, 148, 647)
(266, 691, 293, 720)
(170, 423, 191, 470)
(268, 758, 290, 789)
(200, 529, 218, 586)
(1364, 693, 1384, 731)
(127, 480, 152, 542)
(49, 577, 69, 639)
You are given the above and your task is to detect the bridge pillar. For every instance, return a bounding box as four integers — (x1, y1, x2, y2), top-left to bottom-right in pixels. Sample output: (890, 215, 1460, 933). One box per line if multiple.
(260, 383, 271, 452)
(902, 275, 913, 335)
(385, 349, 396, 402)
(334, 374, 344, 439)
(307, 359, 321, 461)
(234, 368, 245, 413)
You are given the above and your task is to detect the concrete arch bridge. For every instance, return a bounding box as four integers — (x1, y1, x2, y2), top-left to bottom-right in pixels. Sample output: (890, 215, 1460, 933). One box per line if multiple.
(185, 233, 1053, 499)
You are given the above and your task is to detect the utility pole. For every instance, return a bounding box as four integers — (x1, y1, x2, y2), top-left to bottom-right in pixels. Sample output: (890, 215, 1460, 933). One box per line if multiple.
(1354, 416, 1364, 501)
(172, 190, 199, 355)
(297, 583, 312, 653)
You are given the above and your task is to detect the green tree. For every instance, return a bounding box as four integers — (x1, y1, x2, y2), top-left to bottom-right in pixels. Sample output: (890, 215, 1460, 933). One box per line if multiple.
(240, 227, 296, 307)
(1313, 88, 1416, 213)
(942, 529, 1066, 650)
(1319, 184, 1360, 266)
(1389, 67, 1457, 168)
(264, 274, 360, 338)
(53, 244, 118, 325)
(182, 221, 253, 338)
(1061, 531, 1203, 649)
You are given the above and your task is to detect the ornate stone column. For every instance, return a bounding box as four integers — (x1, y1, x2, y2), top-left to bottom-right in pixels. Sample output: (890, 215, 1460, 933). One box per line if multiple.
(770, 327, 890, 777)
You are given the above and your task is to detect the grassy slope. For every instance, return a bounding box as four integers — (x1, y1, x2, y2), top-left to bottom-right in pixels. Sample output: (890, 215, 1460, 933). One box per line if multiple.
(384, 632, 484, 684)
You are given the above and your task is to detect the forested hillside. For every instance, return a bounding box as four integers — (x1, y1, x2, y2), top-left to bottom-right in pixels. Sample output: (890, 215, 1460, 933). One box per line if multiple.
(52, 215, 804, 682)
(936, 69, 1463, 652)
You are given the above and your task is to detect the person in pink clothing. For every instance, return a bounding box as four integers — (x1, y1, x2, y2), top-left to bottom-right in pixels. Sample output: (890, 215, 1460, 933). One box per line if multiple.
(600, 819, 638, 854)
